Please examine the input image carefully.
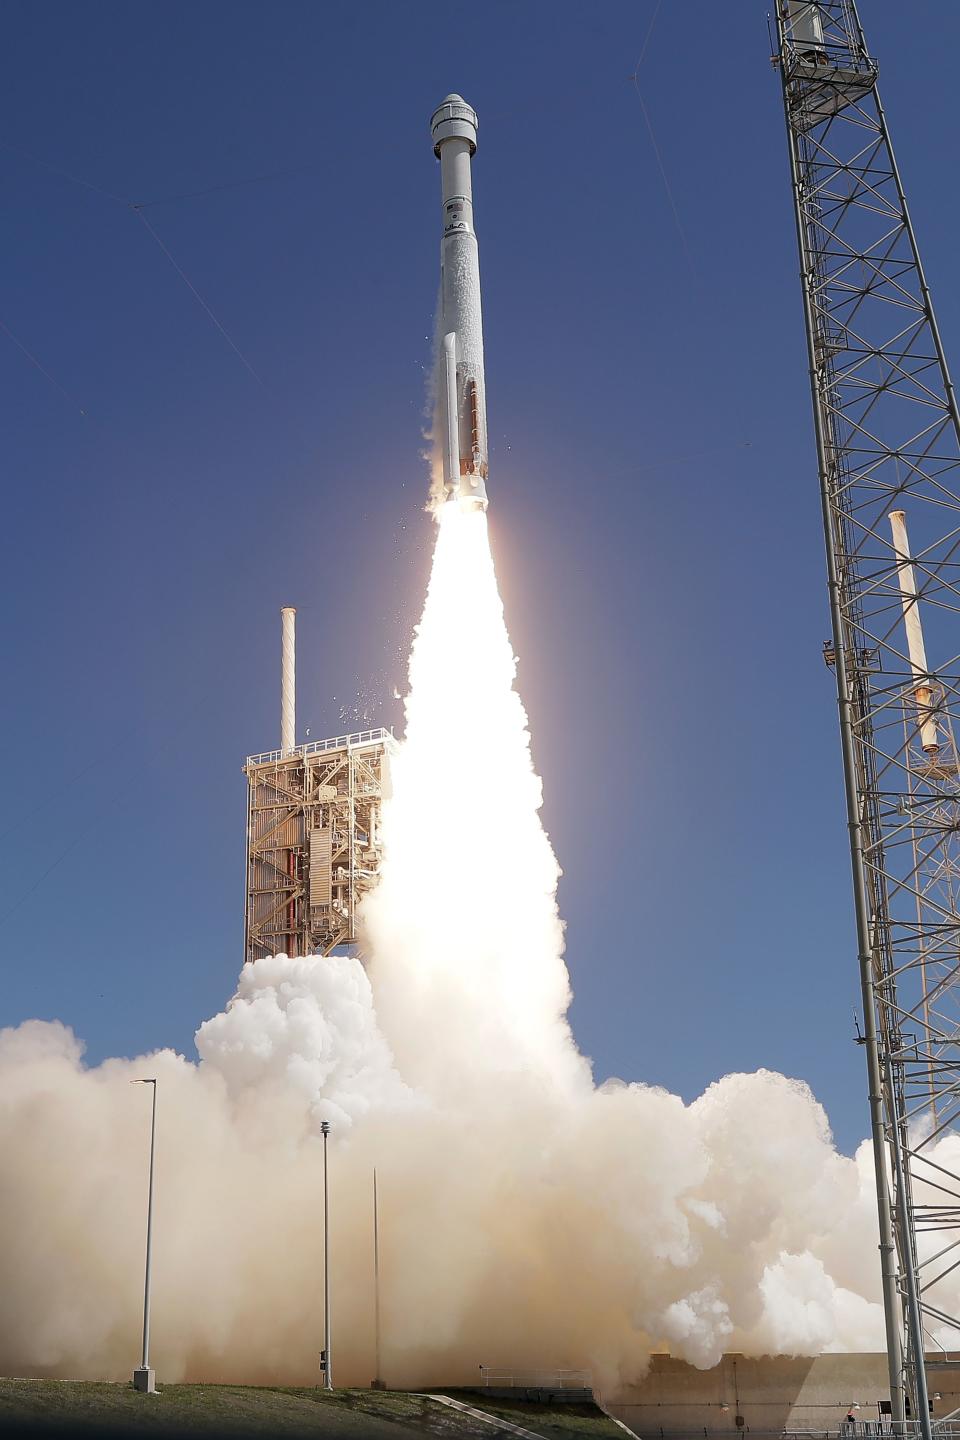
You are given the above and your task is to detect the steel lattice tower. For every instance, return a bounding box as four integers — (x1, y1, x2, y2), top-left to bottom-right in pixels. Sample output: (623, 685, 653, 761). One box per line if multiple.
(775, 4, 960, 1432)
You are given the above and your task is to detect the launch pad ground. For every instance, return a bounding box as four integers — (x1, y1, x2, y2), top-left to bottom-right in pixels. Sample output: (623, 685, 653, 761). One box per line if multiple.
(0, 1379, 627, 1440)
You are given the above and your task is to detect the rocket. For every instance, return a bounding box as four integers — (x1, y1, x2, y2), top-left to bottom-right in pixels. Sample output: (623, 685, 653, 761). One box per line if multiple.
(431, 94, 489, 510)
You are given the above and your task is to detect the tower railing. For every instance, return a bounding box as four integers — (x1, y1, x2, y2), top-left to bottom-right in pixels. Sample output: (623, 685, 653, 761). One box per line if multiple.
(246, 727, 394, 769)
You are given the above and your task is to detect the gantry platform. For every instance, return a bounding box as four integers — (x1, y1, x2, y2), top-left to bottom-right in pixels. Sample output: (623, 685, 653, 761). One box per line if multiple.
(243, 728, 393, 963)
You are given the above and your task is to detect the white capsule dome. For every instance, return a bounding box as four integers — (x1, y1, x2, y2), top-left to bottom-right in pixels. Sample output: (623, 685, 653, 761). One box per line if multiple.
(431, 95, 478, 156)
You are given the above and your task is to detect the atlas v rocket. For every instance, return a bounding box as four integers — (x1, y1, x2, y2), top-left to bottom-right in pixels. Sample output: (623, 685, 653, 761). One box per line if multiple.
(431, 95, 489, 510)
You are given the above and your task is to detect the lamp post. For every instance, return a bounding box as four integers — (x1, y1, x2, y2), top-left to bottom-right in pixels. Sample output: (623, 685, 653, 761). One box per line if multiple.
(372, 1168, 385, 1389)
(321, 1120, 333, 1389)
(131, 1078, 158, 1394)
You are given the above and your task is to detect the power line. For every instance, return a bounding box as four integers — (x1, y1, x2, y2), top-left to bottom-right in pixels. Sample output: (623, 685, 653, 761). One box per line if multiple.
(630, 86, 696, 275)
(633, 0, 663, 70)
(0, 800, 125, 928)
(0, 317, 86, 414)
(2, 138, 268, 388)
(630, 2, 696, 279)
(0, 139, 131, 204)
(133, 208, 264, 387)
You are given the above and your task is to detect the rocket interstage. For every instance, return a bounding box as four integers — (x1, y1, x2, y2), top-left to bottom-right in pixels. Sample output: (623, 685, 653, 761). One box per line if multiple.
(431, 94, 489, 510)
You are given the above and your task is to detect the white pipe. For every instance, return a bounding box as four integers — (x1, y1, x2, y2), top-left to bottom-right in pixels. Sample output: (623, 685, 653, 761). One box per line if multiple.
(281, 607, 296, 754)
(889, 510, 938, 753)
(442, 332, 460, 496)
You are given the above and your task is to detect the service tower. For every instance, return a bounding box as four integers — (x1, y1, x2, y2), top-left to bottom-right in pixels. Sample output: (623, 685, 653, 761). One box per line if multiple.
(242, 609, 392, 963)
(775, 3, 960, 1434)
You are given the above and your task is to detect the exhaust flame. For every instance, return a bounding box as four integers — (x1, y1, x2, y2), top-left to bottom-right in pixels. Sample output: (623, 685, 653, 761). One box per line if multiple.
(4, 501, 953, 1393)
(362, 503, 585, 1099)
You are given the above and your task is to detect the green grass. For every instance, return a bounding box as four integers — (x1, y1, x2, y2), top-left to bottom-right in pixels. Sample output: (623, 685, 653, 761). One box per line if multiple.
(0, 1381, 626, 1440)
(0, 1382, 442, 1437)
(436, 1390, 627, 1439)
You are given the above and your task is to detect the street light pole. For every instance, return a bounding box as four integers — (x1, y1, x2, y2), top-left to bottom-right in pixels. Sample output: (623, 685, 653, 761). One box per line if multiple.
(372, 1168, 384, 1389)
(321, 1120, 333, 1390)
(131, 1078, 158, 1395)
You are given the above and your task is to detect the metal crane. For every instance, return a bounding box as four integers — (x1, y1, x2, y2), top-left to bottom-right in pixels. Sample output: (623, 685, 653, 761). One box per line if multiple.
(774, 4, 960, 1434)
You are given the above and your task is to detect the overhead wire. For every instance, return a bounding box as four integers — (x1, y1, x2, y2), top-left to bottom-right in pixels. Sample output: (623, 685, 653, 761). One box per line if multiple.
(634, 0, 663, 69)
(630, 1, 697, 279)
(132, 207, 265, 387)
(0, 805, 126, 929)
(0, 748, 113, 848)
(1, 139, 273, 389)
(0, 317, 86, 414)
(0, 138, 131, 205)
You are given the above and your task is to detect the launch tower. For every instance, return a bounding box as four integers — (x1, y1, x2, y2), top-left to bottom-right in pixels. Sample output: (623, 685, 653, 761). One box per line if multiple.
(243, 609, 392, 963)
(775, 3, 960, 1433)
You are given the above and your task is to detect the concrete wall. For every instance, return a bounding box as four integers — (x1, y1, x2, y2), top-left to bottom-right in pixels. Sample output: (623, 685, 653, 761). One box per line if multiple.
(608, 1352, 960, 1436)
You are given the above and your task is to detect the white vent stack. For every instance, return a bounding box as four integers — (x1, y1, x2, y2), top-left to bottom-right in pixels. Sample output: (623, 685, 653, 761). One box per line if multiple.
(281, 606, 296, 754)
(889, 510, 938, 753)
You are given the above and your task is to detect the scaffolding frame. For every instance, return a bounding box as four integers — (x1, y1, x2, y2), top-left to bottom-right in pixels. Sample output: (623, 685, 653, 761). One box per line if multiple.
(775, 3, 960, 1432)
(243, 728, 392, 963)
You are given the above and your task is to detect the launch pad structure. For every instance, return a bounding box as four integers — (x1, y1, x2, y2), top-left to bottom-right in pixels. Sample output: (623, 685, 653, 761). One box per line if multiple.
(776, 3, 960, 1434)
(243, 609, 392, 963)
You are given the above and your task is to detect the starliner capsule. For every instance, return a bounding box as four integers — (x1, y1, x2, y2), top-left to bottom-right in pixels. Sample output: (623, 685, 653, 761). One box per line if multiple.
(431, 94, 489, 510)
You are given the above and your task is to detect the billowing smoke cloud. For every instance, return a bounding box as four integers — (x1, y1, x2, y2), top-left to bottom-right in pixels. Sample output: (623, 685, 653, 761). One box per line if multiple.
(2, 505, 947, 1394)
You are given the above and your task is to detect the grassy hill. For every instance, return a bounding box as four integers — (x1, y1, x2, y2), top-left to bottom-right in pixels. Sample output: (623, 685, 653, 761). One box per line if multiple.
(0, 1380, 629, 1440)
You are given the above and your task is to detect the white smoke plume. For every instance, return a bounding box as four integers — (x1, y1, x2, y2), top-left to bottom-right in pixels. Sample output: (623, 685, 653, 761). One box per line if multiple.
(3, 504, 953, 1394)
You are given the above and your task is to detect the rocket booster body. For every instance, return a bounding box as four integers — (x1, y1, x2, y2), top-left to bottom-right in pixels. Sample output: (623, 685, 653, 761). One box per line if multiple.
(431, 95, 489, 510)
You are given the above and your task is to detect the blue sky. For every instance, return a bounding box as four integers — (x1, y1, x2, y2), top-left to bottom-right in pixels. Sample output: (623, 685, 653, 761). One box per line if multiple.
(2, 1, 958, 1156)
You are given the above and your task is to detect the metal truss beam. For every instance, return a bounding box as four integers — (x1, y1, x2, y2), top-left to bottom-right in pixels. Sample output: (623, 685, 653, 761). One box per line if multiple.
(243, 729, 392, 964)
(775, 3, 960, 1433)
